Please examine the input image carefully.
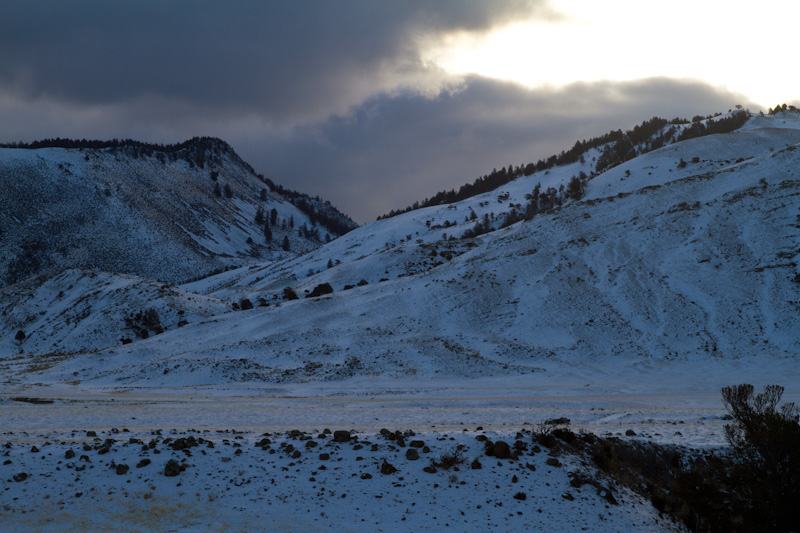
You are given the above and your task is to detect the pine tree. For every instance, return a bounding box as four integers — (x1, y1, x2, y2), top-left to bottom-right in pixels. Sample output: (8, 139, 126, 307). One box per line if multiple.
(213, 183, 221, 197)
(255, 207, 265, 225)
(264, 223, 272, 243)
(270, 208, 278, 226)
(281, 235, 290, 251)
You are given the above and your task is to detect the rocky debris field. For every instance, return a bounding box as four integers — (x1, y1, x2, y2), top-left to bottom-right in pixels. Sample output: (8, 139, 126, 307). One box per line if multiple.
(0, 425, 682, 532)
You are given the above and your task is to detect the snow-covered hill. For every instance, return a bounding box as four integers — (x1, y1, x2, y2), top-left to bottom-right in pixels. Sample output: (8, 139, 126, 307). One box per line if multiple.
(3, 112, 798, 387)
(0, 138, 356, 287)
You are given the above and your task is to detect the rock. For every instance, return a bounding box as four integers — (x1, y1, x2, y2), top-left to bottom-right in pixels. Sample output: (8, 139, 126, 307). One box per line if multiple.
(136, 459, 151, 468)
(380, 460, 397, 475)
(30, 446, 39, 453)
(546, 457, 562, 467)
(319, 453, 330, 460)
(514, 492, 527, 501)
(333, 430, 351, 443)
(164, 459, 182, 477)
(405, 449, 419, 461)
(115, 464, 129, 475)
(625, 429, 637, 436)
(12, 473, 28, 482)
(493, 441, 511, 459)
(470, 459, 482, 470)
(65, 449, 75, 459)
(423, 466, 437, 474)
(409, 440, 425, 448)
(360, 473, 372, 480)
(379, 428, 392, 437)
(305, 441, 318, 448)
(86, 431, 97, 437)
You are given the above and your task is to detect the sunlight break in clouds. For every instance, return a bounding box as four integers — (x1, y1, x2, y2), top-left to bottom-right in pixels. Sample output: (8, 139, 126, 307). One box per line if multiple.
(421, 0, 799, 108)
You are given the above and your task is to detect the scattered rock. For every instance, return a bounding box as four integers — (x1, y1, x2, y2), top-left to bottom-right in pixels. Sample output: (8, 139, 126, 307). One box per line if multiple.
(471, 459, 482, 470)
(423, 466, 437, 474)
(65, 449, 75, 459)
(380, 460, 397, 475)
(514, 492, 527, 501)
(333, 430, 351, 443)
(115, 464, 129, 475)
(136, 459, 151, 468)
(625, 429, 637, 436)
(12, 473, 28, 482)
(164, 459, 181, 477)
(409, 440, 425, 448)
(405, 449, 419, 461)
(546, 458, 562, 467)
(493, 441, 511, 459)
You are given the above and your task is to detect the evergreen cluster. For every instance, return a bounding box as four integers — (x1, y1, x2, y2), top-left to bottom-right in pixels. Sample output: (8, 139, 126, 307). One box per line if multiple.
(260, 177, 358, 237)
(379, 110, 750, 220)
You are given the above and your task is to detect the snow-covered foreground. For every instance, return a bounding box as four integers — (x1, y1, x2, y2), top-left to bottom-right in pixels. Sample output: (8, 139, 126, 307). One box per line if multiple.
(2, 421, 682, 532)
(3, 356, 797, 531)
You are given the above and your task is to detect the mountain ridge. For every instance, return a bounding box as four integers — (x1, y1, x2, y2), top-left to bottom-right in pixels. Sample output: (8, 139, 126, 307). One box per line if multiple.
(0, 137, 356, 287)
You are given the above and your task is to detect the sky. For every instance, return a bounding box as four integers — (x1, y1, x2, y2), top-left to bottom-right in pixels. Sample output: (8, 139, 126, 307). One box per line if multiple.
(1, 1, 798, 223)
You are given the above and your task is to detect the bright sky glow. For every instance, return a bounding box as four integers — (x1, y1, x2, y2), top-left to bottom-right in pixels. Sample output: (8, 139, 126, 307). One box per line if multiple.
(422, 0, 799, 108)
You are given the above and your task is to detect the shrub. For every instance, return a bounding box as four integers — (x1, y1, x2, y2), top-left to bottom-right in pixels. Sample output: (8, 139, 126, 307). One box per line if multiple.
(721, 384, 800, 531)
(432, 448, 465, 470)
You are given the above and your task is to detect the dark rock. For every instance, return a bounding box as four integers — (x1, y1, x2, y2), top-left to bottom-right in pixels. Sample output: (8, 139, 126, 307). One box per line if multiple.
(423, 466, 437, 474)
(30, 446, 39, 453)
(493, 441, 511, 459)
(514, 492, 527, 501)
(380, 460, 397, 475)
(333, 430, 351, 443)
(471, 459, 482, 470)
(115, 464, 129, 475)
(409, 440, 425, 448)
(86, 431, 97, 437)
(164, 459, 181, 477)
(405, 449, 419, 461)
(305, 441, 318, 448)
(13, 472, 28, 482)
(319, 453, 330, 460)
(65, 449, 75, 459)
(136, 459, 151, 468)
(625, 429, 637, 436)
(546, 458, 562, 467)
(360, 473, 372, 480)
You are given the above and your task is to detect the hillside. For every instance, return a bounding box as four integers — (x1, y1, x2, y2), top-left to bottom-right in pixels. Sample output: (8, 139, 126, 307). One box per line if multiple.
(2, 112, 798, 388)
(0, 137, 356, 287)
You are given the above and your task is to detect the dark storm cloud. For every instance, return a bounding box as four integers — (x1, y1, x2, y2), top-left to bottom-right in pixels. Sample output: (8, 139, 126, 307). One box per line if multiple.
(0, 0, 543, 122)
(248, 76, 753, 222)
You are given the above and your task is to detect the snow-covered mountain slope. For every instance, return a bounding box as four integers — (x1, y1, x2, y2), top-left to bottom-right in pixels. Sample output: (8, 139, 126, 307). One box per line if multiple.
(7, 112, 797, 387)
(0, 269, 228, 367)
(0, 138, 356, 287)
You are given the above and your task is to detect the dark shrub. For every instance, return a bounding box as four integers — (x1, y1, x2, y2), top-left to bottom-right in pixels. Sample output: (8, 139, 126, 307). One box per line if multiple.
(306, 283, 333, 298)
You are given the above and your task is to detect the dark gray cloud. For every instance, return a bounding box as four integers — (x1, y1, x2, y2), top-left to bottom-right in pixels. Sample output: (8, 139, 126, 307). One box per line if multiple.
(0, 0, 543, 122)
(0, 2, 761, 223)
(243, 76, 754, 221)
